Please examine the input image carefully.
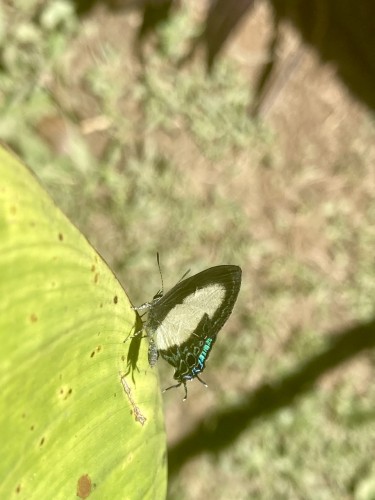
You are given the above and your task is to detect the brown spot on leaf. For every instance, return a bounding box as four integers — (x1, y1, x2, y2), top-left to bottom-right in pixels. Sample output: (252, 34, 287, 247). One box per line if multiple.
(99, 303, 103, 308)
(59, 386, 73, 400)
(58, 233, 64, 241)
(30, 313, 38, 323)
(113, 296, 118, 304)
(40, 437, 45, 446)
(77, 474, 92, 499)
(91, 264, 96, 272)
(94, 273, 99, 283)
(15, 484, 21, 494)
(30, 425, 34, 431)
(90, 346, 102, 358)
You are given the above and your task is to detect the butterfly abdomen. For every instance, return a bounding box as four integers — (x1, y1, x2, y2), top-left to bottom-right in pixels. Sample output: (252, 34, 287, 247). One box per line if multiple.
(148, 338, 159, 367)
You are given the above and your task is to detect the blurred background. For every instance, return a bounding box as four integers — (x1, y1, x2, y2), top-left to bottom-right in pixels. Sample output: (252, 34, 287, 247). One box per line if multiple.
(1, 0, 374, 498)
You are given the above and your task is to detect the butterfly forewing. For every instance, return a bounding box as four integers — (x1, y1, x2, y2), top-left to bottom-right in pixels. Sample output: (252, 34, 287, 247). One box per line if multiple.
(149, 281, 226, 350)
(147, 265, 241, 353)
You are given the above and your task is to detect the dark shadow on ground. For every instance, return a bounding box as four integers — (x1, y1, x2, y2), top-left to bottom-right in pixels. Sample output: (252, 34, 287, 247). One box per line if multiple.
(168, 317, 375, 476)
(68, 0, 375, 111)
(265, 0, 375, 112)
(176, 0, 375, 112)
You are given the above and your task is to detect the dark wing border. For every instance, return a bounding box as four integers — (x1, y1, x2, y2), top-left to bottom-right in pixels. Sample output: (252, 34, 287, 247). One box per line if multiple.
(154, 265, 241, 324)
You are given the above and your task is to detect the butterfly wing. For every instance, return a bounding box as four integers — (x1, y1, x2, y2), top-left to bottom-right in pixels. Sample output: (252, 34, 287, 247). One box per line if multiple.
(146, 265, 241, 360)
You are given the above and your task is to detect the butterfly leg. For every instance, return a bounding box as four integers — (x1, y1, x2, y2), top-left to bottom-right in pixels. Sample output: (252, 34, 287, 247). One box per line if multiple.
(163, 381, 188, 401)
(123, 322, 147, 343)
(196, 375, 208, 387)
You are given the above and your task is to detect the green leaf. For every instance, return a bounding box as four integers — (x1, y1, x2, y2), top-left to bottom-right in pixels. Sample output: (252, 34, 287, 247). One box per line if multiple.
(0, 146, 166, 499)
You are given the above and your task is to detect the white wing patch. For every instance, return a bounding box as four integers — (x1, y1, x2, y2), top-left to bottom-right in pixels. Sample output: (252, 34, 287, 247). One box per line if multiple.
(153, 284, 226, 350)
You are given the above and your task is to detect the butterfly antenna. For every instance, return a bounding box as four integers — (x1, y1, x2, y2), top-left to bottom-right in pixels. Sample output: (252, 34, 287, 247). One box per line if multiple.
(156, 252, 164, 296)
(177, 267, 190, 284)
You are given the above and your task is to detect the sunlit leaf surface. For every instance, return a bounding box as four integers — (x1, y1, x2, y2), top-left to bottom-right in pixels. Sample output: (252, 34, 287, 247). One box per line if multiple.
(0, 146, 166, 499)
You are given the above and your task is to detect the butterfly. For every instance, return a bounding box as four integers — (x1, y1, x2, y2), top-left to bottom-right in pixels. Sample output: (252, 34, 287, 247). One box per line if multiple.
(134, 257, 241, 400)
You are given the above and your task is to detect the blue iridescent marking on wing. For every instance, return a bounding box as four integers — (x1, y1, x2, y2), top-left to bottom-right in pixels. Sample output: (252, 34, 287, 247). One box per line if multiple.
(192, 337, 214, 375)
